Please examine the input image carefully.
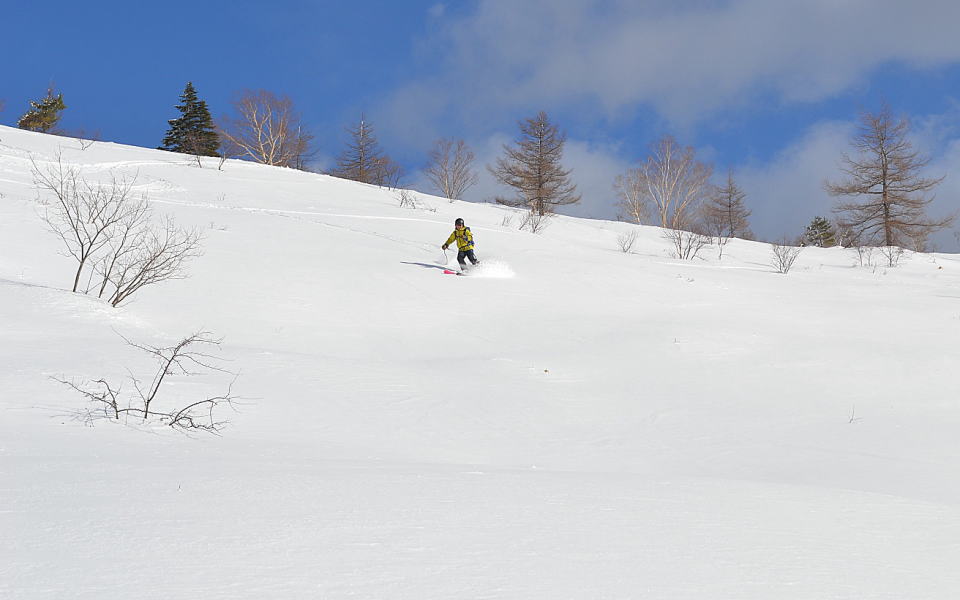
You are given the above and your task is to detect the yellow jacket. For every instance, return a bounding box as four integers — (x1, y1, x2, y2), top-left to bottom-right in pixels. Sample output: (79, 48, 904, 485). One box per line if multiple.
(444, 227, 475, 251)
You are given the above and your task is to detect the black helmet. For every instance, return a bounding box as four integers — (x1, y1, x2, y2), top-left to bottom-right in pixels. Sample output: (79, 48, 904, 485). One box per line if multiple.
(455, 218, 464, 226)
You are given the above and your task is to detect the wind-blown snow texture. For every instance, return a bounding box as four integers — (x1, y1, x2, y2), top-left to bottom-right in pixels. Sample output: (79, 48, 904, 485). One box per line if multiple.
(2, 125, 959, 599)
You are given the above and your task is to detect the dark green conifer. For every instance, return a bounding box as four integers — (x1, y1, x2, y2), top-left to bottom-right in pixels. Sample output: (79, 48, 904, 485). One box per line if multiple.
(804, 216, 837, 247)
(159, 82, 220, 156)
(18, 88, 67, 133)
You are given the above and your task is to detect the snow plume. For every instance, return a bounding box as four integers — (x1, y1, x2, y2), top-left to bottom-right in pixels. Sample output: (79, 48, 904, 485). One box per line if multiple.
(467, 260, 515, 279)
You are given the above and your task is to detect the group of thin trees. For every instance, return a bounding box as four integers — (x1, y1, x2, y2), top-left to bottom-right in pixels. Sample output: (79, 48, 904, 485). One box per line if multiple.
(157, 84, 407, 186)
(14, 82, 954, 257)
(611, 135, 751, 259)
(608, 103, 954, 260)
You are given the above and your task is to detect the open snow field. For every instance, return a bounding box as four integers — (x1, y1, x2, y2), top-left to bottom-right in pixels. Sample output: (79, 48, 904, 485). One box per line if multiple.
(2, 125, 960, 598)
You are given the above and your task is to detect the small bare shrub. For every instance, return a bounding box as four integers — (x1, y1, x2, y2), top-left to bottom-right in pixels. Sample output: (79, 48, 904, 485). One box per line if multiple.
(663, 228, 711, 260)
(771, 239, 803, 274)
(56, 332, 238, 433)
(617, 229, 639, 253)
(879, 245, 905, 267)
(853, 245, 877, 267)
(519, 209, 551, 233)
(396, 189, 435, 212)
(398, 189, 417, 208)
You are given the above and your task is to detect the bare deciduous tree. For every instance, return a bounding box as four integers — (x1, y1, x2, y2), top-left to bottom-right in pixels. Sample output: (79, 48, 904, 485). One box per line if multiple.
(623, 135, 713, 230)
(32, 155, 139, 292)
(490, 111, 580, 217)
(825, 104, 954, 250)
(218, 90, 313, 168)
(331, 116, 403, 187)
(614, 167, 650, 224)
(32, 155, 202, 304)
(424, 138, 478, 201)
(56, 332, 238, 433)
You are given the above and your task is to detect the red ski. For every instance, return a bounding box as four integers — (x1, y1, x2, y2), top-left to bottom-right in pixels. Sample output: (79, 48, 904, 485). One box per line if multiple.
(442, 269, 464, 276)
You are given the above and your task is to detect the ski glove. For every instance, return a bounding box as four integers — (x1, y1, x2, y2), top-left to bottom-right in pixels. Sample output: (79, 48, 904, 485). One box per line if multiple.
(442, 244, 448, 250)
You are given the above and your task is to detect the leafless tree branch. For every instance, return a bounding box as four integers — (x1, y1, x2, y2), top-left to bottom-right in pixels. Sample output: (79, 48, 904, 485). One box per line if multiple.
(55, 332, 238, 434)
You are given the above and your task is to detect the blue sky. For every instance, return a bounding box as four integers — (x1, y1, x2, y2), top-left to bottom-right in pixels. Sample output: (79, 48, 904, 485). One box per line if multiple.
(5, 0, 960, 248)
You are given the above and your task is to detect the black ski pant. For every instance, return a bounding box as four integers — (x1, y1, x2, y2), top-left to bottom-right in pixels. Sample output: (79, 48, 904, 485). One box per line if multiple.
(458, 249, 480, 268)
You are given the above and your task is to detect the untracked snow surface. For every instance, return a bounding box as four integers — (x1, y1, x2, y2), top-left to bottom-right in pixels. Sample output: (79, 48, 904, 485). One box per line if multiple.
(2, 125, 960, 599)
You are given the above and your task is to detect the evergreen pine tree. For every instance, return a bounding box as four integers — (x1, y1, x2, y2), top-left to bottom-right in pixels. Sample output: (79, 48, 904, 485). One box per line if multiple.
(804, 216, 837, 247)
(18, 88, 66, 133)
(159, 82, 219, 156)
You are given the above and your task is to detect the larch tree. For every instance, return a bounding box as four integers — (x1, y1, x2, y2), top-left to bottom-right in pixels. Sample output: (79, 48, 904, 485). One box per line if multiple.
(159, 82, 220, 157)
(490, 111, 580, 217)
(701, 170, 752, 239)
(424, 138, 478, 201)
(825, 105, 953, 250)
(331, 116, 402, 187)
(18, 87, 66, 133)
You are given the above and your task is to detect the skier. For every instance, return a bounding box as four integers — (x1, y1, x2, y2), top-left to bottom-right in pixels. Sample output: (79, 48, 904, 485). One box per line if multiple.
(441, 218, 480, 272)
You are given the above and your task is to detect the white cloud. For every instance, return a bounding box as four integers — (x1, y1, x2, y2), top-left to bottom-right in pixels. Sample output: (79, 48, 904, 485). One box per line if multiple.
(737, 120, 852, 241)
(384, 0, 960, 130)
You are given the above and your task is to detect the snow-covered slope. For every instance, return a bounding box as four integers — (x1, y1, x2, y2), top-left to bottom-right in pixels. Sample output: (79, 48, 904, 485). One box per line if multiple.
(2, 125, 960, 599)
